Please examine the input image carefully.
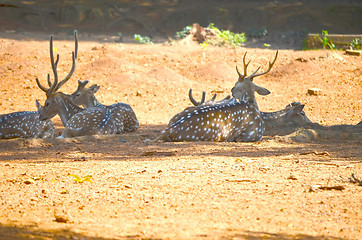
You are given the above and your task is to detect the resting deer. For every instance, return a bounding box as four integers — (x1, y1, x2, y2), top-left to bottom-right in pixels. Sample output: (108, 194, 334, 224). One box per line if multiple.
(149, 51, 278, 142)
(36, 31, 117, 138)
(70, 80, 139, 133)
(188, 90, 311, 136)
(0, 100, 54, 139)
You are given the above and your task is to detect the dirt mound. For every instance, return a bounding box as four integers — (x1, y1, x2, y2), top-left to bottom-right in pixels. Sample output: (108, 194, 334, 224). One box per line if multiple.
(195, 61, 235, 84)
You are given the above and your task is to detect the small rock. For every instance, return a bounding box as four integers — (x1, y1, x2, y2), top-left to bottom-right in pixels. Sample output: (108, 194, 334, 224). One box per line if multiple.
(24, 178, 34, 184)
(54, 214, 69, 223)
(309, 184, 321, 192)
(308, 88, 322, 96)
(345, 49, 361, 56)
(136, 90, 142, 97)
(288, 174, 298, 180)
(259, 165, 270, 171)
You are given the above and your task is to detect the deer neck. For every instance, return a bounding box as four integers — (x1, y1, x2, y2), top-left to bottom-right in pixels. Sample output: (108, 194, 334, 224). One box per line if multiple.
(84, 95, 102, 108)
(239, 92, 259, 111)
(57, 93, 84, 126)
(261, 108, 288, 122)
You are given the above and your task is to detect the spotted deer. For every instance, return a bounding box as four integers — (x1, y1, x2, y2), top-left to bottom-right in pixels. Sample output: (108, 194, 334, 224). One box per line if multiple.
(149, 51, 278, 142)
(70, 80, 139, 133)
(36, 31, 117, 138)
(188, 90, 311, 136)
(0, 100, 54, 139)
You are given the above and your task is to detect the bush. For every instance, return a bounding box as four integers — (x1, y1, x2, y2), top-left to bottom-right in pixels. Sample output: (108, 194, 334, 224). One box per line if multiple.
(134, 34, 153, 44)
(207, 23, 246, 47)
(350, 38, 362, 50)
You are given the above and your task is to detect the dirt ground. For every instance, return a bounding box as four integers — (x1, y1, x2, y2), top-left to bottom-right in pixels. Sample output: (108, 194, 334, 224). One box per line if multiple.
(0, 30, 361, 240)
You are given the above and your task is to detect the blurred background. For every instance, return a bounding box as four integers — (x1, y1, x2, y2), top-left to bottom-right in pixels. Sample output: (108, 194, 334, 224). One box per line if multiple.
(1, 1, 361, 39)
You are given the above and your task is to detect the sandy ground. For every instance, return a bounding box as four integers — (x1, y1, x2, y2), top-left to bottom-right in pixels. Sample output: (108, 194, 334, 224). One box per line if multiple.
(0, 32, 361, 239)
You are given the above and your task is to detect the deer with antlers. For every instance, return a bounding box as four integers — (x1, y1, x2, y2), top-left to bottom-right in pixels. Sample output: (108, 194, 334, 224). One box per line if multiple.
(148, 51, 278, 142)
(0, 100, 54, 139)
(70, 80, 139, 133)
(187, 90, 311, 136)
(36, 31, 117, 138)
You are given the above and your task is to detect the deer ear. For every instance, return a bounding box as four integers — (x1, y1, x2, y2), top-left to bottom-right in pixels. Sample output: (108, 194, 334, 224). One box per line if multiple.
(35, 99, 42, 110)
(89, 84, 100, 94)
(292, 104, 305, 112)
(78, 80, 89, 88)
(255, 86, 270, 95)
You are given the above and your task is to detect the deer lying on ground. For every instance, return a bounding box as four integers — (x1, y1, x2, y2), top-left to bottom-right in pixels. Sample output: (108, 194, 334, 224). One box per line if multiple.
(70, 80, 139, 133)
(36, 31, 117, 138)
(0, 100, 54, 139)
(148, 51, 278, 142)
(187, 89, 311, 136)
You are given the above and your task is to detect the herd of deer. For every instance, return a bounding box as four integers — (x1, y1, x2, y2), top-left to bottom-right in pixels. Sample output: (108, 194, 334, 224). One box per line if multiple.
(0, 31, 312, 142)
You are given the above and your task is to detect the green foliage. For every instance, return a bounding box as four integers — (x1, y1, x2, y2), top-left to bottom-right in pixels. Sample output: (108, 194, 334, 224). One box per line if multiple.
(68, 174, 93, 183)
(175, 25, 192, 39)
(264, 43, 271, 49)
(350, 38, 362, 50)
(207, 23, 246, 47)
(314, 30, 335, 50)
(134, 34, 153, 44)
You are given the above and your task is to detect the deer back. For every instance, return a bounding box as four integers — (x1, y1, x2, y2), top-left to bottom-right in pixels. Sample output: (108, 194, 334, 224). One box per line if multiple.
(70, 80, 139, 133)
(169, 89, 231, 127)
(61, 106, 117, 138)
(0, 109, 54, 139)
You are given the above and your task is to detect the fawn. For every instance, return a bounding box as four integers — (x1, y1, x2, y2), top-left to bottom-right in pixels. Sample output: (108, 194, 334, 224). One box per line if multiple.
(36, 31, 117, 138)
(70, 80, 139, 133)
(149, 51, 278, 142)
(0, 100, 54, 139)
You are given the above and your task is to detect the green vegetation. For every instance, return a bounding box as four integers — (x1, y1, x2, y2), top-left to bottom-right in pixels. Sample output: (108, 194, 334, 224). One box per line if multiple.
(207, 23, 246, 47)
(134, 34, 153, 44)
(313, 30, 335, 50)
(173, 23, 246, 48)
(350, 38, 362, 50)
(174, 25, 192, 39)
(264, 43, 271, 49)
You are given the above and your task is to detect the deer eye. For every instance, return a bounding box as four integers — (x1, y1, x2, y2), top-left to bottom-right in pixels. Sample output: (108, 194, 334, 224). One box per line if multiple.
(45, 102, 50, 107)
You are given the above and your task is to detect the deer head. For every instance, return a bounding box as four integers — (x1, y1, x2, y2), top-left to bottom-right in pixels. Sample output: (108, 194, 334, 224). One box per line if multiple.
(70, 80, 100, 108)
(231, 51, 278, 102)
(35, 30, 79, 123)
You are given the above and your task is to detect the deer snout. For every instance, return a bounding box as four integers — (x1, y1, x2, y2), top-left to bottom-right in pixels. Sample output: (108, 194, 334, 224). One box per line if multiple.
(39, 115, 48, 121)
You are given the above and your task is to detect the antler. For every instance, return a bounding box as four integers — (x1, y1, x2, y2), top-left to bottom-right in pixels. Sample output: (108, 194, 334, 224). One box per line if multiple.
(236, 52, 250, 80)
(189, 89, 220, 106)
(53, 30, 78, 92)
(189, 89, 206, 106)
(248, 51, 278, 79)
(36, 30, 78, 96)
